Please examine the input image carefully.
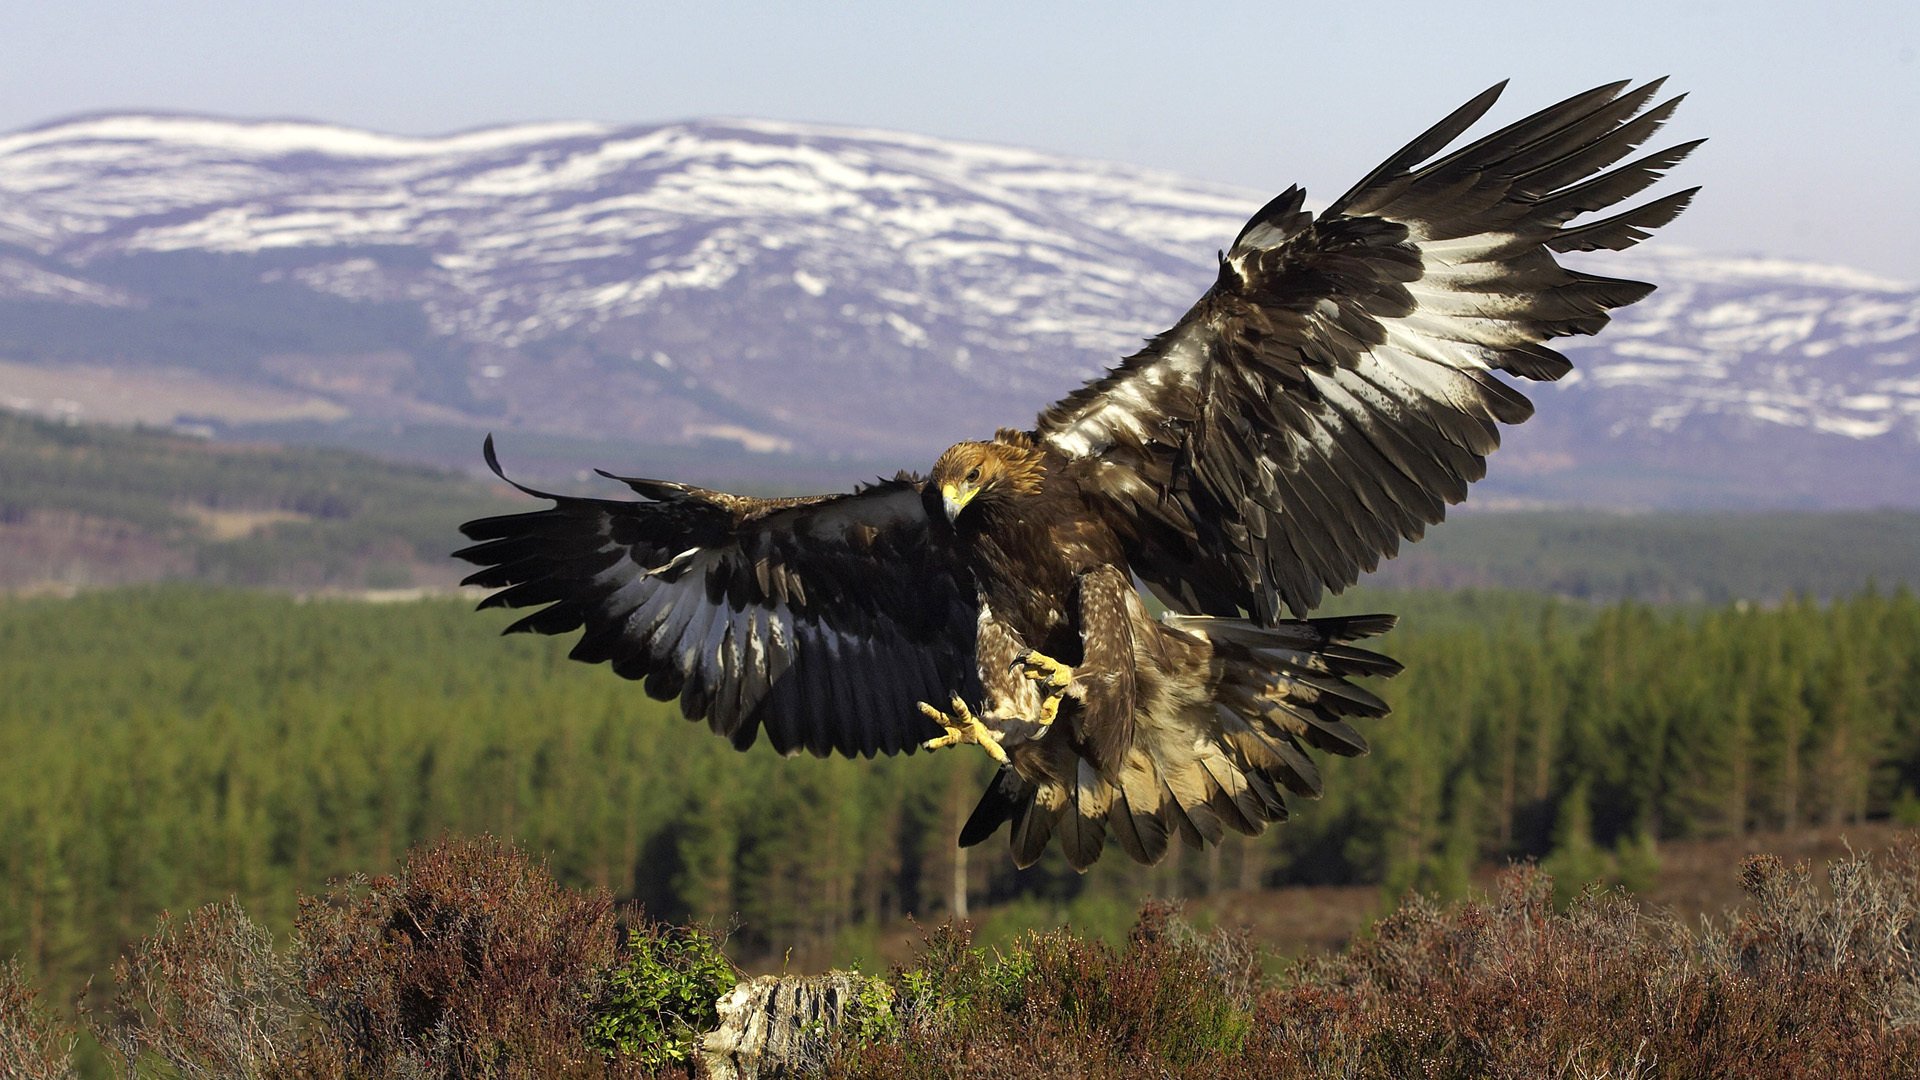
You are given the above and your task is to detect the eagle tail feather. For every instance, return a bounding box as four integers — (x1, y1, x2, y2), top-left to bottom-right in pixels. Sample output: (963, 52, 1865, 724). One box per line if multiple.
(1106, 786, 1170, 865)
(971, 612, 1396, 871)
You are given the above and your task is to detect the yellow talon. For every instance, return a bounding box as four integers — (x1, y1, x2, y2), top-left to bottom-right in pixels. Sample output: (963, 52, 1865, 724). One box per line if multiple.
(1016, 650, 1074, 693)
(1035, 694, 1061, 728)
(918, 694, 1010, 764)
(1016, 650, 1073, 727)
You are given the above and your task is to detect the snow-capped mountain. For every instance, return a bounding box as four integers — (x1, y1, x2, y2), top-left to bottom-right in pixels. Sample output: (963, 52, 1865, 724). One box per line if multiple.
(1, 111, 1915, 507)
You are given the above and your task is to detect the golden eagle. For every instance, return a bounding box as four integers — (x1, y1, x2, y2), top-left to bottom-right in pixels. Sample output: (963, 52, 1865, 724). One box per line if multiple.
(457, 80, 1696, 870)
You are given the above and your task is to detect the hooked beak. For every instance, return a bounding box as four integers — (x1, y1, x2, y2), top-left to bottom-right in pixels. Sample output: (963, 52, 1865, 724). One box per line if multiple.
(941, 481, 978, 523)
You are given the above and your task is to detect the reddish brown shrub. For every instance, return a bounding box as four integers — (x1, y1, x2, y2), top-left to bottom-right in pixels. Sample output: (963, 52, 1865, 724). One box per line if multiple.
(40, 832, 1920, 1079)
(1710, 844, 1920, 1023)
(87, 899, 299, 1079)
(1244, 862, 1920, 1079)
(1, 958, 77, 1080)
(834, 853, 1920, 1080)
(295, 833, 623, 1078)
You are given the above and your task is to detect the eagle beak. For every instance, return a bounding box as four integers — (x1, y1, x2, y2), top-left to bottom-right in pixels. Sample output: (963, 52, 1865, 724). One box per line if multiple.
(941, 482, 977, 523)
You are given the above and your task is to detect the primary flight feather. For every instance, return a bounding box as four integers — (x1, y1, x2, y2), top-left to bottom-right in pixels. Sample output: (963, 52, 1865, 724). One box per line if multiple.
(457, 80, 1697, 870)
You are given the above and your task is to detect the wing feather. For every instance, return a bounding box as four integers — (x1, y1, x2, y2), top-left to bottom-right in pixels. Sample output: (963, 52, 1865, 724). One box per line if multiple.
(455, 437, 980, 756)
(1039, 80, 1696, 617)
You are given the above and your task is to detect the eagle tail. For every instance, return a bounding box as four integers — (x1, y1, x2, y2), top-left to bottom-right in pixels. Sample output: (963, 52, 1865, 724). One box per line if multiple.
(964, 614, 1398, 871)
(1179, 613, 1399, 768)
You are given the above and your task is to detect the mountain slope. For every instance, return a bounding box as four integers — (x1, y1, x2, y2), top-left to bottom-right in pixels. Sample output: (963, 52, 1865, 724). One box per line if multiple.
(0, 411, 517, 591)
(1, 110, 1915, 506)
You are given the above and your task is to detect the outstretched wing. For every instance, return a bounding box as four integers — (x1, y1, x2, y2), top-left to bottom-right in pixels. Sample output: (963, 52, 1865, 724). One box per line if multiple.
(1038, 80, 1699, 620)
(455, 438, 979, 758)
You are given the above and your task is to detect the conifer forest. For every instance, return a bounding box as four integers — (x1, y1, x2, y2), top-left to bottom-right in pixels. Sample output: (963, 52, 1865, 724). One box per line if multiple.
(6, 584, 1919, 1019)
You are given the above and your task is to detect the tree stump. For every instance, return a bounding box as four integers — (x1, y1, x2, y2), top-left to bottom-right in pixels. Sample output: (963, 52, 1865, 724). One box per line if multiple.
(698, 972, 887, 1080)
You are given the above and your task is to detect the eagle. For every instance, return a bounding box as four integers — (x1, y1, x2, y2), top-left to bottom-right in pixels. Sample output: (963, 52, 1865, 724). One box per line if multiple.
(456, 80, 1696, 871)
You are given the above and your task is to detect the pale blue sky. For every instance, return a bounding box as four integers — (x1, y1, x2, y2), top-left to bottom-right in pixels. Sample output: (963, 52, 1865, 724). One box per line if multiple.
(2, 1, 1916, 278)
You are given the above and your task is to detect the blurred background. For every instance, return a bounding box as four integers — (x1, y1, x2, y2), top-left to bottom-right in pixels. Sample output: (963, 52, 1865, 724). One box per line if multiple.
(3, 1, 1919, 1072)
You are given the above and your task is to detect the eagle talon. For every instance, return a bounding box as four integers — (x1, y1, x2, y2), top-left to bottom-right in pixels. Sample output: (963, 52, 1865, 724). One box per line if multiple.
(919, 694, 1010, 764)
(1016, 651, 1075, 731)
(1016, 649, 1075, 691)
(1032, 694, 1061, 729)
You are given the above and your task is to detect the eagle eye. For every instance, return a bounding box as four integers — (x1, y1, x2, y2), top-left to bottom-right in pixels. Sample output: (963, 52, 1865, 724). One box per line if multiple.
(964, 466, 981, 483)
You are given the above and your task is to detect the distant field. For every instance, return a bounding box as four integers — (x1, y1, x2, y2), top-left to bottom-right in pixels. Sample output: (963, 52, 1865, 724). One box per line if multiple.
(6, 410, 1920, 600)
(0, 357, 347, 426)
(1355, 506, 1920, 603)
(0, 410, 519, 591)
(844, 819, 1920, 973)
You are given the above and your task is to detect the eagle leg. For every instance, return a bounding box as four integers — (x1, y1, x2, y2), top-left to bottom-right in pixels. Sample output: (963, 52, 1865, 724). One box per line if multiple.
(919, 695, 1011, 765)
(1014, 649, 1076, 727)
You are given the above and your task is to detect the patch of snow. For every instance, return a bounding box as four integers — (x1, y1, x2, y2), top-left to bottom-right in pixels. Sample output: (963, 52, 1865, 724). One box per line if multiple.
(1746, 404, 1807, 428)
(883, 312, 928, 347)
(1592, 362, 1690, 384)
(0, 256, 142, 306)
(0, 115, 610, 161)
(1814, 414, 1894, 438)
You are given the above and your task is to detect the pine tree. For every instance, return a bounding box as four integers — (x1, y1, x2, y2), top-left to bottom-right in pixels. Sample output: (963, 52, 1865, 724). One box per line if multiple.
(1429, 773, 1484, 900)
(1542, 781, 1606, 906)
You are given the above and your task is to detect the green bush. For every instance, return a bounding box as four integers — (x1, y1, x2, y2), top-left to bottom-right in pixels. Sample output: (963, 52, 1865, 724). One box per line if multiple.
(1893, 787, 1920, 826)
(588, 922, 737, 1068)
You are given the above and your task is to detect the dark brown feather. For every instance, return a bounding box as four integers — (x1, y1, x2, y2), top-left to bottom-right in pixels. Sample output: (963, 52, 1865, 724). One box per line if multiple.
(1035, 80, 1696, 619)
(455, 437, 981, 757)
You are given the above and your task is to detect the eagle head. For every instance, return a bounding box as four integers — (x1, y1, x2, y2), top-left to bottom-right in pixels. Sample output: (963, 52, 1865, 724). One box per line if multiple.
(931, 432, 1046, 523)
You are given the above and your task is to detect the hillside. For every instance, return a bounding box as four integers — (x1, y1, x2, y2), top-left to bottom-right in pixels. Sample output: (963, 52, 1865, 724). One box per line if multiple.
(0, 411, 517, 591)
(1, 108, 1916, 507)
(1354, 508, 1920, 603)
(6, 413, 1920, 598)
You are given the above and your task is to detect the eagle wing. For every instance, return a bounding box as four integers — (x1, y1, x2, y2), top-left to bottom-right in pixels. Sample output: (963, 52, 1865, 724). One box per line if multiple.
(1037, 80, 1700, 620)
(454, 438, 978, 758)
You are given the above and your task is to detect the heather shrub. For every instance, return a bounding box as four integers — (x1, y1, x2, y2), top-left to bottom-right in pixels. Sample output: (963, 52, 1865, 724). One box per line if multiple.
(588, 921, 737, 1069)
(77, 836, 716, 1078)
(1, 958, 77, 1080)
(830, 901, 1258, 1078)
(295, 833, 621, 1078)
(1247, 861, 1920, 1079)
(28, 831, 1920, 1079)
(88, 899, 300, 1079)
(1706, 843, 1920, 1025)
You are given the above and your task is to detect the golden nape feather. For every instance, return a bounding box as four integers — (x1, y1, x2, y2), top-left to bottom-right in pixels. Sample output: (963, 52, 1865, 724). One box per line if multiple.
(458, 80, 1695, 870)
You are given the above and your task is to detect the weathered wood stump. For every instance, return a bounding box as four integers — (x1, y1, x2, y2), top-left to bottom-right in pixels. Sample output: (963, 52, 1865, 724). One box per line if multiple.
(698, 972, 888, 1080)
